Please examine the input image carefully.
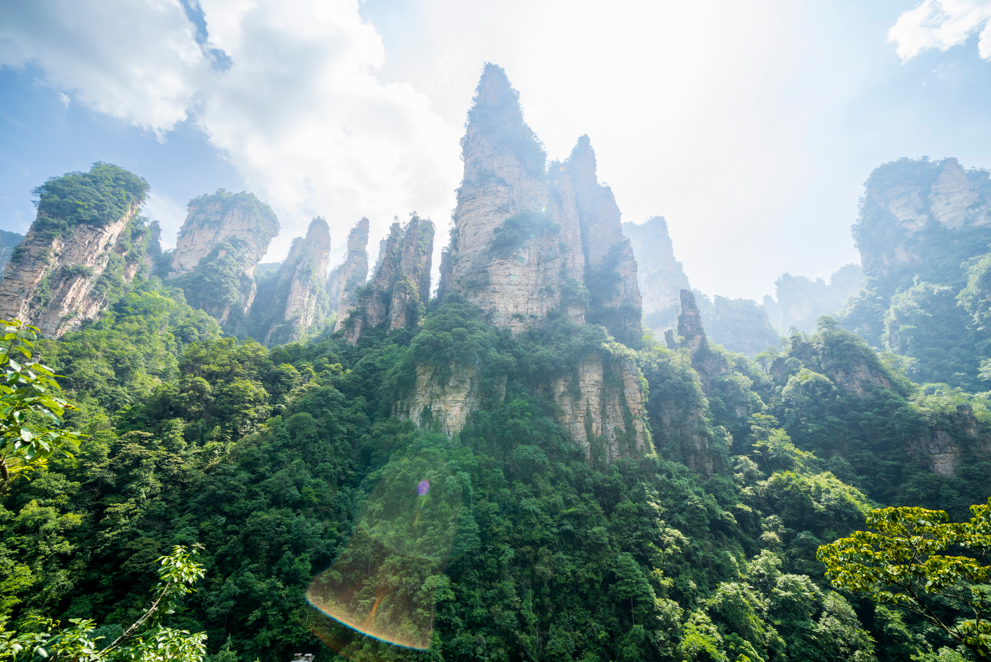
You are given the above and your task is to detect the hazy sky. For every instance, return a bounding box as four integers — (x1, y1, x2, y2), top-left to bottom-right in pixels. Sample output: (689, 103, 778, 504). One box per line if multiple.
(1, 0, 990, 301)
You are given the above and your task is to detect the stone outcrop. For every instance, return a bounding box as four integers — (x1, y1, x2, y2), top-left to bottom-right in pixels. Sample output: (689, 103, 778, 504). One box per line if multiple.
(257, 218, 332, 345)
(0, 201, 145, 338)
(331, 218, 370, 327)
(548, 352, 647, 462)
(394, 365, 505, 437)
(444, 64, 586, 333)
(565, 136, 642, 345)
(167, 190, 279, 330)
(623, 217, 691, 335)
(340, 216, 434, 344)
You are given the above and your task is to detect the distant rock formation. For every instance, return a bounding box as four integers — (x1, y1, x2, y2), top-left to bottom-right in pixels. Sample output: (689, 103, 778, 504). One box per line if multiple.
(167, 190, 279, 331)
(565, 136, 642, 345)
(340, 216, 434, 344)
(254, 217, 332, 345)
(623, 216, 691, 336)
(0, 163, 151, 338)
(331, 218, 370, 329)
(763, 264, 863, 333)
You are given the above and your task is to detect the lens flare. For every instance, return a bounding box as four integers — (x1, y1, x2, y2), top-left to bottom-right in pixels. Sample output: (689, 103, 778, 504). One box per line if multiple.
(307, 448, 463, 656)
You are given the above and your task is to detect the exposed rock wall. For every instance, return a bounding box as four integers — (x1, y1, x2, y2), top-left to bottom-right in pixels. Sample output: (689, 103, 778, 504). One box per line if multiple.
(332, 217, 370, 328)
(394, 364, 505, 437)
(548, 353, 647, 462)
(0, 202, 143, 337)
(445, 64, 585, 333)
(855, 158, 991, 281)
(259, 218, 332, 345)
(624, 217, 691, 335)
(340, 216, 434, 344)
(168, 190, 279, 330)
(565, 136, 642, 344)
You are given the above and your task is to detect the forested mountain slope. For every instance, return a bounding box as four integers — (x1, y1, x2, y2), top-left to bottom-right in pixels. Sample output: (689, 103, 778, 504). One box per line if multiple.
(0, 66, 988, 662)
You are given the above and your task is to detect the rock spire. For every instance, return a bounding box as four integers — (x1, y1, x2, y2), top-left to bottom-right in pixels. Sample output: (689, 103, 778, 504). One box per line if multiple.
(256, 217, 332, 345)
(340, 216, 434, 344)
(332, 217, 370, 332)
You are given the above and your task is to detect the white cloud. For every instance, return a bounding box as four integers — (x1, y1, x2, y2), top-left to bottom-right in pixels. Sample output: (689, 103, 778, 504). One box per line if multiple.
(889, 0, 991, 61)
(142, 191, 189, 249)
(58, 92, 69, 107)
(0, 0, 205, 136)
(0, 0, 461, 260)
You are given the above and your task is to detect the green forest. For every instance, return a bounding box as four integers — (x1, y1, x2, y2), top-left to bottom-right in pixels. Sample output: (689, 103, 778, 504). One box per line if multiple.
(2, 102, 991, 662)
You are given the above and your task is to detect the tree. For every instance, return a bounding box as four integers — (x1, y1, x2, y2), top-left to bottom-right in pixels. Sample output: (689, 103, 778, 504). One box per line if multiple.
(817, 500, 991, 658)
(0, 320, 83, 493)
(0, 545, 207, 661)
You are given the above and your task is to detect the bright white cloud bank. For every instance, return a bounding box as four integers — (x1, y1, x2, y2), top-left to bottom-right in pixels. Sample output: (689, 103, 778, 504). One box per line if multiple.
(890, 0, 991, 61)
(0, 0, 462, 260)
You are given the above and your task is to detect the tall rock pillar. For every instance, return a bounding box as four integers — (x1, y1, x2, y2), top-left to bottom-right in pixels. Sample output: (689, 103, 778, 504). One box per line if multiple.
(446, 63, 584, 332)
(565, 135, 642, 345)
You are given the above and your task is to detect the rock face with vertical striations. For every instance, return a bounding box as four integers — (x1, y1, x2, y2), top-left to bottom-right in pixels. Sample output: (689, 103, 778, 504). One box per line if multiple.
(624, 216, 691, 336)
(167, 190, 279, 331)
(254, 217, 332, 345)
(0, 163, 151, 338)
(340, 216, 434, 344)
(444, 63, 586, 332)
(565, 135, 642, 346)
(547, 350, 648, 463)
(331, 218, 370, 327)
(397, 65, 648, 461)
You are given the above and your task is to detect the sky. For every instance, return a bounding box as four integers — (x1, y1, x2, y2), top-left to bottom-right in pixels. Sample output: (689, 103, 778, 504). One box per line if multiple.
(1, 0, 990, 301)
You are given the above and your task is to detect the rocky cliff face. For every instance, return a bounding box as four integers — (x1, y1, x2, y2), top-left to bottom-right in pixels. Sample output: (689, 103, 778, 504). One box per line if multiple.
(0, 203, 144, 338)
(565, 136, 642, 345)
(0, 163, 152, 338)
(397, 65, 647, 460)
(257, 217, 332, 345)
(623, 217, 691, 335)
(168, 190, 279, 331)
(854, 157, 991, 282)
(548, 352, 647, 462)
(340, 216, 434, 344)
(444, 64, 586, 333)
(331, 218, 370, 328)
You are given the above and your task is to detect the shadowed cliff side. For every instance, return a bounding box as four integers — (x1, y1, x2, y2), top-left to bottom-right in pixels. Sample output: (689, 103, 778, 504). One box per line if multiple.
(0, 163, 152, 338)
(332, 217, 370, 332)
(167, 189, 280, 333)
(251, 217, 332, 345)
(339, 216, 434, 344)
(624, 216, 691, 336)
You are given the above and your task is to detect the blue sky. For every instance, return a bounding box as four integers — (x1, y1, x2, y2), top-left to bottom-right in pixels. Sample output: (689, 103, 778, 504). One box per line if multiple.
(1, 0, 990, 301)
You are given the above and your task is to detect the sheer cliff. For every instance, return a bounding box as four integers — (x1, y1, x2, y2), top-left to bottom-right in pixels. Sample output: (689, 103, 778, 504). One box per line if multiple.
(251, 217, 332, 345)
(444, 64, 586, 332)
(339, 216, 433, 344)
(623, 216, 690, 335)
(0, 163, 151, 338)
(565, 136, 642, 346)
(331, 217, 370, 330)
(397, 65, 648, 457)
(167, 190, 280, 332)
(839, 157, 991, 388)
